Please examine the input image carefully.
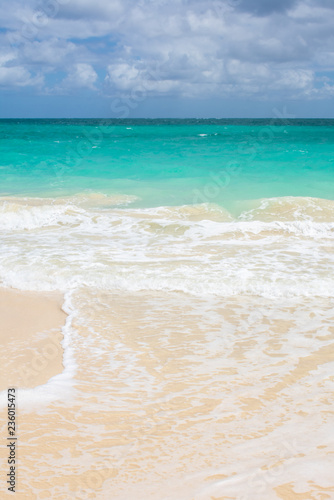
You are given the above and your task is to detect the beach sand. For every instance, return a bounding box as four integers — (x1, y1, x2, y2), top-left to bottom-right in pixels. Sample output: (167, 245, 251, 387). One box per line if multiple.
(1, 289, 333, 498)
(1, 273, 334, 499)
(0, 288, 66, 390)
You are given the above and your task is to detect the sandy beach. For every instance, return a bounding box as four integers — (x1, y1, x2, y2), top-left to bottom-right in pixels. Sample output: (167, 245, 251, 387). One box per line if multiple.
(0, 288, 66, 390)
(1, 287, 334, 498)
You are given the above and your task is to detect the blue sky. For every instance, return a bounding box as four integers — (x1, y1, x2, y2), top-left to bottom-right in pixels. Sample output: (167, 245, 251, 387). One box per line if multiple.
(0, 0, 334, 118)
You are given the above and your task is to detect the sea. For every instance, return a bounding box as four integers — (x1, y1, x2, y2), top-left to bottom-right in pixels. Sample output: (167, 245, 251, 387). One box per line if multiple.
(0, 119, 334, 499)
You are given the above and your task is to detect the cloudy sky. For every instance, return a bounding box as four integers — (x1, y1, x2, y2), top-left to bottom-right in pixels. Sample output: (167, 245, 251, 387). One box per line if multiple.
(0, 0, 334, 117)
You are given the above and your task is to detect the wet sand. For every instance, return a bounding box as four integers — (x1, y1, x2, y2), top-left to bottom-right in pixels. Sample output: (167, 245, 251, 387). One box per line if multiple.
(1, 290, 333, 499)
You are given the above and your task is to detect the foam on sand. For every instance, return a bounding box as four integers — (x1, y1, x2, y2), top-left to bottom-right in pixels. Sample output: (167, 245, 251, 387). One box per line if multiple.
(0, 288, 77, 409)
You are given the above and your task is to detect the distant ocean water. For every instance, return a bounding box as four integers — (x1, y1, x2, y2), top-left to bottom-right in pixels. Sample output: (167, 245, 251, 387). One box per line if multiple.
(1, 119, 334, 498)
(1, 119, 334, 209)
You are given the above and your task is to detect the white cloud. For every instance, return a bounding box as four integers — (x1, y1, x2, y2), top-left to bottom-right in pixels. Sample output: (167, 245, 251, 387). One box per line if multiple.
(0, 0, 334, 100)
(20, 39, 78, 67)
(60, 63, 98, 90)
(0, 64, 43, 87)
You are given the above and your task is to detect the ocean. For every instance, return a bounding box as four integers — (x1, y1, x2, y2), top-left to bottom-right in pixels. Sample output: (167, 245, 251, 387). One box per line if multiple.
(1, 119, 334, 499)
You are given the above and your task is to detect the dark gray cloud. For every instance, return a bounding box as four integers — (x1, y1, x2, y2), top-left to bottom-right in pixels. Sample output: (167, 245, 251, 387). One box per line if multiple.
(316, 0, 334, 9)
(236, 0, 298, 16)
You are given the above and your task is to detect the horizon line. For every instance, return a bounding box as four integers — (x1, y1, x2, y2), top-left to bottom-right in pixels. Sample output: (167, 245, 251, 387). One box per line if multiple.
(1, 117, 334, 120)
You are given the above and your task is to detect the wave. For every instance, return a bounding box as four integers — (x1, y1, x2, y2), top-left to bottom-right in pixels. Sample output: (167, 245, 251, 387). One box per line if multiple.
(0, 194, 333, 298)
(0, 195, 333, 235)
(238, 196, 334, 222)
(0, 193, 139, 230)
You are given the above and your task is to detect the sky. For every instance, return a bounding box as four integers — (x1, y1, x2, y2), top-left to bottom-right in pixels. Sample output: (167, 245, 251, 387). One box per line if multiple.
(0, 0, 334, 118)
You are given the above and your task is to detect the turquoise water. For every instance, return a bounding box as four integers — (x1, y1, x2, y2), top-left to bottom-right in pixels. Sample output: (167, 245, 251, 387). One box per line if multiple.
(1, 121, 334, 498)
(1, 119, 334, 210)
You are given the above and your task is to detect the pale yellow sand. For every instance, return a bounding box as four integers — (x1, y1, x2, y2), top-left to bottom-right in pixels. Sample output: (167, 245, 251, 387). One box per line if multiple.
(0, 288, 66, 390)
(0, 289, 333, 499)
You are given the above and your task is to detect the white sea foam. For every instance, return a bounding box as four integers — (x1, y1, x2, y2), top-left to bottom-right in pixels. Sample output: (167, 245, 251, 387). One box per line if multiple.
(0, 291, 77, 409)
(0, 196, 333, 299)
